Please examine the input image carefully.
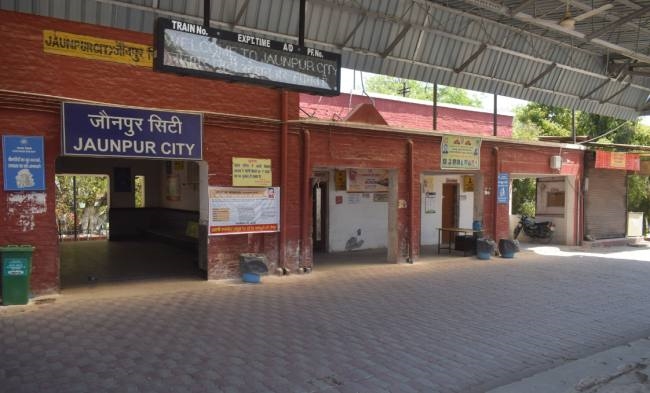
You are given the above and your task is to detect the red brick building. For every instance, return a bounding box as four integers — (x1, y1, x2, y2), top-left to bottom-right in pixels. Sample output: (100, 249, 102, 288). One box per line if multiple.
(0, 10, 584, 296)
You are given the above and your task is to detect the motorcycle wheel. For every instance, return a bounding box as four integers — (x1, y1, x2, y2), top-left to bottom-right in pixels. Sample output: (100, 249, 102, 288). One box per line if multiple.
(540, 231, 554, 244)
(513, 225, 522, 239)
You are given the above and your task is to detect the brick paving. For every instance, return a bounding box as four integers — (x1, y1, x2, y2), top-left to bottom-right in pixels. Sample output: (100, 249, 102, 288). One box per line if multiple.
(3, 248, 650, 392)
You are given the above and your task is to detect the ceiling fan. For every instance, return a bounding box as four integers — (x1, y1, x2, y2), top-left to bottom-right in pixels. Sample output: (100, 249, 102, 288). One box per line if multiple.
(557, 1, 614, 30)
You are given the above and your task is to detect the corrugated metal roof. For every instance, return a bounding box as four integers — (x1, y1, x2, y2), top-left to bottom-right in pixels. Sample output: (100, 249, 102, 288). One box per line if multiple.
(2, 0, 650, 120)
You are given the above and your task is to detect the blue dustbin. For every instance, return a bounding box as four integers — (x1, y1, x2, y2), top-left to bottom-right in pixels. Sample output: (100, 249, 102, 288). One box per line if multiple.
(239, 254, 268, 283)
(476, 239, 493, 260)
(499, 239, 517, 258)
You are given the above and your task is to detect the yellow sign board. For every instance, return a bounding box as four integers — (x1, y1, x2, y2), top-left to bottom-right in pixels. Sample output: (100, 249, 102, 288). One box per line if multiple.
(463, 175, 474, 192)
(232, 157, 272, 187)
(43, 30, 153, 67)
(441, 135, 481, 170)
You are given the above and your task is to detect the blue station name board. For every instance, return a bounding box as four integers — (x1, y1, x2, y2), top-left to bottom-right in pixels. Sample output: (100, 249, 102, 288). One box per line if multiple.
(3, 135, 45, 191)
(61, 102, 202, 160)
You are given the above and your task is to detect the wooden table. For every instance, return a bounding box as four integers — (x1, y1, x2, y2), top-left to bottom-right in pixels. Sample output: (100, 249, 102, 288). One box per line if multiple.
(437, 227, 482, 255)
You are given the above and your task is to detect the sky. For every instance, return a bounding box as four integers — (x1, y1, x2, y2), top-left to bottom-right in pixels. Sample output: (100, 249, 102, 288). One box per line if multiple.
(339, 68, 650, 125)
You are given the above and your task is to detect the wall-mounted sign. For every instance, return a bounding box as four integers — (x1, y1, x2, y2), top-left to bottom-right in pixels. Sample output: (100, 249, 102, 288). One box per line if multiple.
(62, 102, 202, 160)
(43, 30, 153, 67)
(3, 136, 45, 191)
(463, 175, 474, 192)
(153, 18, 341, 96)
(497, 172, 509, 204)
(232, 157, 272, 187)
(208, 187, 280, 235)
(347, 168, 389, 193)
(334, 170, 347, 191)
(595, 150, 640, 171)
(441, 135, 481, 170)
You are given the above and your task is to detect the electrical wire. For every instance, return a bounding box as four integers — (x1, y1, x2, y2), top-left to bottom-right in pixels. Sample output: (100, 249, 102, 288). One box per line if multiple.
(578, 121, 629, 144)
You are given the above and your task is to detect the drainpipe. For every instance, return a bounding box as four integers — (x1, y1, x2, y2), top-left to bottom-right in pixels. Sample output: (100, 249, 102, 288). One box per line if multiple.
(301, 129, 311, 266)
(407, 139, 415, 263)
(280, 91, 289, 269)
(493, 146, 500, 240)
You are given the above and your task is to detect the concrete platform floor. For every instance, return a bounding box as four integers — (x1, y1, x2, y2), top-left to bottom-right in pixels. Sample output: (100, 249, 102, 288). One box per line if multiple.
(4, 246, 650, 392)
(59, 239, 204, 289)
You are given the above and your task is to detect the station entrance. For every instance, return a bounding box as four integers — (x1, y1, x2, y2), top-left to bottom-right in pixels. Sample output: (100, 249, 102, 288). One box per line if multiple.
(311, 168, 399, 270)
(56, 156, 206, 289)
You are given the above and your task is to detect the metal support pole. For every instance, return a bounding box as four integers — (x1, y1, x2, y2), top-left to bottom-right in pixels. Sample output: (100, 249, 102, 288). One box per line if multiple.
(572, 109, 576, 144)
(493, 94, 498, 136)
(299, 0, 306, 47)
(203, 0, 210, 28)
(73, 176, 78, 241)
(433, 83, 438, 131)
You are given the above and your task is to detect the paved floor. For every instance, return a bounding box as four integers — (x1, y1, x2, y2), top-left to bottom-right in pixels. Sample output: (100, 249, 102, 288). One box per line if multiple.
(4, 246, 650, 392)
(59, 240, 204, 288)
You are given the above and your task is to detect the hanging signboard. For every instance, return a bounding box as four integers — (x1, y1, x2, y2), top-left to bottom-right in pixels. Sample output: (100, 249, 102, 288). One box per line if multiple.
(209, 187, 280, 235)
(346, 169, 389, 193)
(594, 151, 640, 171)
(61, 102, 202, 160)
(3, 136, 45, 191)
(232, 157, 272, 187)
(153, 18, 341, 96)
(43, 30, 153, 67)
(440, 135, 481, 170)
(497, 172, 509, 204)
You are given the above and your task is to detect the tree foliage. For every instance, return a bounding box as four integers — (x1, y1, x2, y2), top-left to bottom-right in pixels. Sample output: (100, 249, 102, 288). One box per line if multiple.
(363, 75, 482, 107)
(514, 102, 650, 233)
(55, 175, 109, 237)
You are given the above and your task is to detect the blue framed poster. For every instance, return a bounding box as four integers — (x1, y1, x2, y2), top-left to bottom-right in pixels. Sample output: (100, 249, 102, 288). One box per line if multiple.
(497, 172, 509, 204)
(3, 135, 45, 191)
(61, 102, 202, 160)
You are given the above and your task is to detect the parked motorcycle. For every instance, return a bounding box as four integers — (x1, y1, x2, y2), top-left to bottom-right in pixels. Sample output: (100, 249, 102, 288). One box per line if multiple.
(513, 215, 555, 243)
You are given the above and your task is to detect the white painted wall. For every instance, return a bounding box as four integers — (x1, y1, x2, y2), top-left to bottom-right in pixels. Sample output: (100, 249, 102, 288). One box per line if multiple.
(328, 171, 389, 252)
(160, 161, 200, 211)
(420, 174, 475, 246)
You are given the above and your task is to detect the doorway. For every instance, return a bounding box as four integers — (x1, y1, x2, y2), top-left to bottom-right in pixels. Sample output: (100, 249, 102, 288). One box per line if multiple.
(55, 156, 205, 289)
(55, 174, 109, 241)
(312, 181, 328, 252)
(442, 182, 459, 242)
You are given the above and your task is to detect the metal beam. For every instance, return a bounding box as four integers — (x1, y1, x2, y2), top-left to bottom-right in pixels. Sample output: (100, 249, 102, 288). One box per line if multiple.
(232, 0, 250, 26)
(340, 15, 366, 47)
(584, 5, 650, 41)
(508, 0, 535, 16)
(382, 25, 411, 57)
(580, 79, 611, 100)
(523, 62, 557, 88)
(600, 83, 631, 104)
(454, 43, 487, 73)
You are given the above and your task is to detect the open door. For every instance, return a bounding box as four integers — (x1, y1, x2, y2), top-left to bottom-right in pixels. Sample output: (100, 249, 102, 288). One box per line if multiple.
(441, 183, 458, 242)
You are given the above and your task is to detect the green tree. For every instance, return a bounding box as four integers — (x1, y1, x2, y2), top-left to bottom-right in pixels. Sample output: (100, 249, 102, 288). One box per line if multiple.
(514, 102, 650, 231)
(364, 75, 482, 107)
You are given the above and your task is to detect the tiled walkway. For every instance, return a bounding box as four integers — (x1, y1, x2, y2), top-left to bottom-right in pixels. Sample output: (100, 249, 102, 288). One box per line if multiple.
(4, 247, 650, 392)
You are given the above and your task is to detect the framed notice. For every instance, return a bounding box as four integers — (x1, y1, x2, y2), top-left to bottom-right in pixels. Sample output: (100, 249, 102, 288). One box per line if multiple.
(2, 136, 45, 191)
(497, 173, 509, 204)
(347, 168, 389, 193)
(594, 150, 640, 171)
(232, 157, 272, 187)
(209, 187, 280, 235)
(441, 135, 481, 170)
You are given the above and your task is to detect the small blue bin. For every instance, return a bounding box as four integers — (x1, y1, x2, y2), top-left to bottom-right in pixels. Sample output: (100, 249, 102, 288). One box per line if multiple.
(241, 272, 261, 283)
(477, 251, 491, 260)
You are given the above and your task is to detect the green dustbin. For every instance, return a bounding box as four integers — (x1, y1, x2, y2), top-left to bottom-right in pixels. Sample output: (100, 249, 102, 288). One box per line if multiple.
(1, 245, 34, 305)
